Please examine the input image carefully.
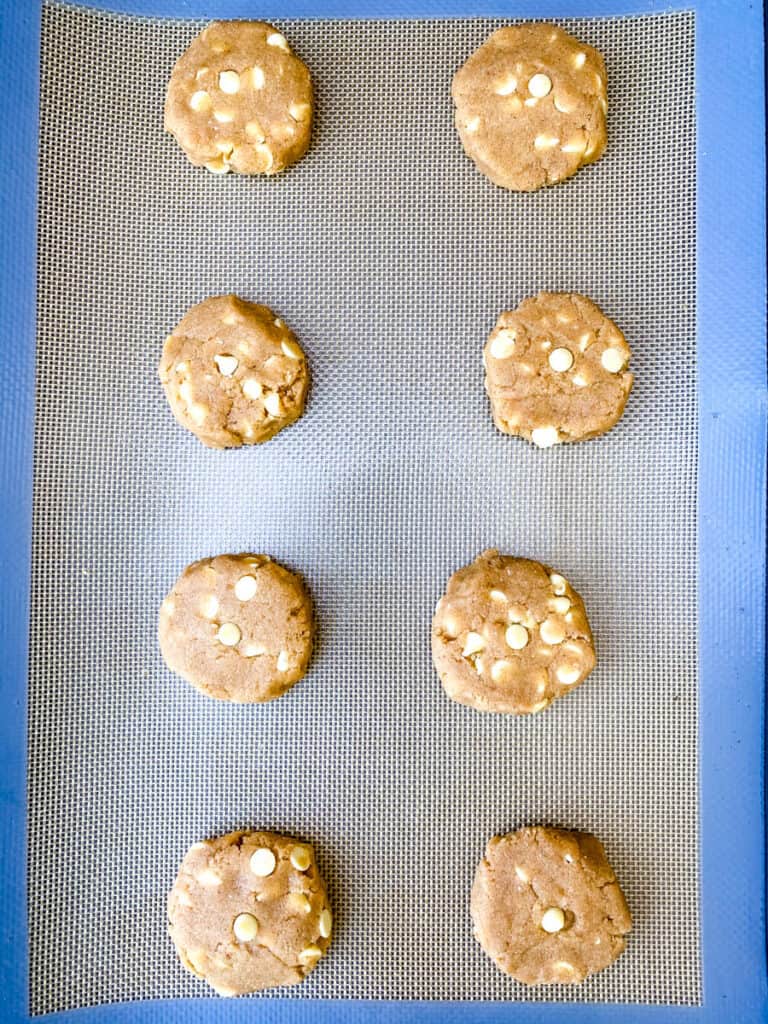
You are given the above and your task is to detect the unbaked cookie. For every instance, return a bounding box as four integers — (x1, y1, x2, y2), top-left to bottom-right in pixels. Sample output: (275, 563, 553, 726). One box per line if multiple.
(452, 23, 607, 191)
(164, 20, 313, 175)
(431, 550, 595, 715)
(159, 553, 313, 703)
(169, 829, 333, 996)
(484, 292, 633, 447)
(159, 294, 309, 448)
(471, 826, 631, 984)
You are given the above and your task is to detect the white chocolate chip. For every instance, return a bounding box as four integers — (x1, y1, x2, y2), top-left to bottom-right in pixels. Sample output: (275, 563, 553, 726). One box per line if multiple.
(189, 403, 208, 425)
(213, 110, 234, 124)
(161, 598, 175, 617)
(243, 638, 268, 655)
(288, 102, 311, 122)
(540, 618, 566, 646)
(528, 73, 552, 97)
(550, 597, 571, 614)
(276, 650, 291, 672)
(222, 311, 240, 325)
(233, 913, 258, 942)
(267, 32, 289, 50)
(234, 575, 258, 601)
(495, 74, 517, 96)
(200, 594, 219, 620)
(281, 339, 303, 360)
(441, 613, 461, 639)
(531, 426, 559, 448)
(251, 66, 265, 89)
(530, 699, 549, 713)
(250, 847, 276, 877)
(572, 374, 588, 388)
(290, 846, 312, 871)
(514, 865, 529, 883)
(213, 354, 238, 377)
(534, 133, 559, 150)
(195, 67, 209, 81)
(601, 348, 626, 373)
(215, 139, 234, 155)
(218, 70, 240, 94)
(242, 377, 263, 400)
(564, 853, 573, 864)
(179, 380, 193, 404)
(196, 868, 222, 887)
(319, 908, 332, 938)
(556, 663, 582, 686)
(489, 589, 508, 603)
(548, 347, 573, 372)
(489, 660, 511, 683)
(462, 631, 485, 657)
(489, 329, 516, 359)
(177, 890, 193, 908)
(562, 132, 588, 154)
(554, 961, 576, 975)
(217, 622, 241, 647)
(465, 116, 481, 133)
(189, 90, 212, 113)
(264, 392, 282, 417)
(288, 893, 311, 914)
(573, 52, 587, 68)
(541, 907, 565, 933)
(252, 143, 274, 172)
(524, 97, 539, 107)
(505, 624, 529, 651)
(553, 94, 576, 114)
(245, 119, 266, 143)
(298, 944, 322, 962)
(550, 573, 567, 595)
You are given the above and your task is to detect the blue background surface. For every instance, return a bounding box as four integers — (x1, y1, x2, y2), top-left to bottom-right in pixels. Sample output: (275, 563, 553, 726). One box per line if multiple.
(0, 0, 765, 1021)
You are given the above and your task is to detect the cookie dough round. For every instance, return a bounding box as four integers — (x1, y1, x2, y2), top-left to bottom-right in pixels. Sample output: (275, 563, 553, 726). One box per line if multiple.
(452, 23, 607, 191)
(431, 549, 595, 715)
(164, 20, 313, 175)
(159, 294, 309, 448)
(471, 827, 631, 984)
(484, 292, 633, 447)
(159, 553, 313, 703)
(169, 830, 333, 996)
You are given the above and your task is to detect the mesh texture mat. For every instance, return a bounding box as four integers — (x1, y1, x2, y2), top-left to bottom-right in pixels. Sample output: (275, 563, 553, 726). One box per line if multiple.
(30, 2, 699, 1012)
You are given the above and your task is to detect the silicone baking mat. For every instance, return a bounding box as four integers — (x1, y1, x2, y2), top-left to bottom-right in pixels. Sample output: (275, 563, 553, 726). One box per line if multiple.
(28, 2, 699, 1012)
(0, 0, 757, 1019)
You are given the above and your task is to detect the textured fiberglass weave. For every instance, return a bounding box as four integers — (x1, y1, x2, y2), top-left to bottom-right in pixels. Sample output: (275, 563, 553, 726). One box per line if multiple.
(30, 2, 698, 1012)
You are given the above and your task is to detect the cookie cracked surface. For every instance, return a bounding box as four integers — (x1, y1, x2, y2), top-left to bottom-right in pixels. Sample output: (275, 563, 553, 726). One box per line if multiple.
(164, 20, 313, 175)
(159, 294, 309, 448)
(471, 826, 631, 984)
(159, 553, 313, 703)
(431, 550, 595, 715)
(452, 22, 607, 191)
(169, 830, 333, 996)
(484, 292, 633, 447)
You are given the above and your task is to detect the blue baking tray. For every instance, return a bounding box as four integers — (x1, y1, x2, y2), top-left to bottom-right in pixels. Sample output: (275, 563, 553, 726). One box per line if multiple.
(1, 0, 765, 1021)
